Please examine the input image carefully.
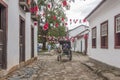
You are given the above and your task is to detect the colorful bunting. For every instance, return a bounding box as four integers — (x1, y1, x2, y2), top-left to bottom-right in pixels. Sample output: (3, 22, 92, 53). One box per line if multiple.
(83, 19, 87, 23)
(73, 19, 78, 24)
(84, 34, 88, 39)
(48, 4, 51, 8)
(65, 23, 68, 26)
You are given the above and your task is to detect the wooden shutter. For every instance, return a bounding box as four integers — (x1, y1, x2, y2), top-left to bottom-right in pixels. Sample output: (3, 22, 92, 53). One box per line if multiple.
(116, 15, 120, 33)
(101, 22, 108, 36)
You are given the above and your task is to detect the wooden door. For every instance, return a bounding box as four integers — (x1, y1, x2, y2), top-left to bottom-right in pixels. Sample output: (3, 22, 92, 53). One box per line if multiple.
(19, 17, 25, 63)
(31, 27, 34, 58)
(0, 2, 7, 69)
(84, 36, 88, 55)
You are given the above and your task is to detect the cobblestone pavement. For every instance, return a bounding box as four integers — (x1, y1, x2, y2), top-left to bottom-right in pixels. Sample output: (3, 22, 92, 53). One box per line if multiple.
(6, 52, 104, 80)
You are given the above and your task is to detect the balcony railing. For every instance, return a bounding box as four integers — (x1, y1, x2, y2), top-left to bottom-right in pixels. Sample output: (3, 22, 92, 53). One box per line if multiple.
(19, 0, 30, 12)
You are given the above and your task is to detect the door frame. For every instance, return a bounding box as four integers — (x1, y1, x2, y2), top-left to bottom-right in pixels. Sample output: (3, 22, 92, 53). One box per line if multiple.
(19, 16, 25, 63)
(0, 0, 8, 69)
(31, 26, 34, 58)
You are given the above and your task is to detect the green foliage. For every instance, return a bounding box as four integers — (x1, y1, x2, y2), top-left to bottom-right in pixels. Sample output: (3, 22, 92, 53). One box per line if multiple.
(48, 26, 66, 37)
(37, 0, 67, 49)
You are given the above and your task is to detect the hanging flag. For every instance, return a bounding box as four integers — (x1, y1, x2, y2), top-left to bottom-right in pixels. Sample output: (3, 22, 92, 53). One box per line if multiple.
(70, 19, 72, 25)
(73, 19, 78, 24)
(65, 23, 68, 26)
(84, 34, 88, 39)
(62, 0, 67, 7)
(48, 4, 50, 8)
(83, 19, 87, 23)
(79, 19, 81, 23)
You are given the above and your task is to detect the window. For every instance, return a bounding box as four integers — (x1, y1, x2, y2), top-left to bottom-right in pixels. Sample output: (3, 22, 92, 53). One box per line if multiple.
(115, 14, 120, 48)
(92, 27, 96, 48)
(101, 21, 108, 48)
(0, 7, 2, 29)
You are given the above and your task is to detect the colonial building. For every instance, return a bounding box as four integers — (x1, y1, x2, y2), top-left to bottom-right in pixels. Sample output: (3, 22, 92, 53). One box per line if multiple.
(68, 25, 89, 54)
(86, 0, 120, 68)
(0, 0, 38, 75)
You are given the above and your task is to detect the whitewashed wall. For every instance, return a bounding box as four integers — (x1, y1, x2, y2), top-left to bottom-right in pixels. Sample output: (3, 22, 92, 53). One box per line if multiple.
(7, 0, 19, 70)
(87, 0, 120, 68)
(68, 25, 88, 52)
(34, 25, 38, 57)
(31, 20, 38, 57)
(69, 25, 86, 38)
(75, 38, 85, 52)
(25, 13, 31, 60)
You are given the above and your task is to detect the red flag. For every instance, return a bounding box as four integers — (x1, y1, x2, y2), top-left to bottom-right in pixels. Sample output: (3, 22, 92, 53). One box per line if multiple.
(84, 34, 88, 39)
(83, 19, 87, 23)
(48, 4, 50, 8)
(65, 23, 68, 25)
(62, 0, 67, 7)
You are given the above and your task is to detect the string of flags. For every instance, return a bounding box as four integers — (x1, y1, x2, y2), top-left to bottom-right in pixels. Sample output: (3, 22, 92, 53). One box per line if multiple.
(69, 19, 87, 25)
(38, 0, 88, 31)
(39, 33, 88, 43)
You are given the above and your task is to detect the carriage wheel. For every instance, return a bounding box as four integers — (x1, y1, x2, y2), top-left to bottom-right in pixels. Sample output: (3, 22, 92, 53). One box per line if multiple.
(69, 51, 72, 61)
(57, 55, 61, 61)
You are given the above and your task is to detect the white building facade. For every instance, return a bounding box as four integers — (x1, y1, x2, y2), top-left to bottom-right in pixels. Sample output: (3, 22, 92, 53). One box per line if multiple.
(0, 0, 38, 74)
(68, 25, 89, 54)
(86, 0, 120, 68)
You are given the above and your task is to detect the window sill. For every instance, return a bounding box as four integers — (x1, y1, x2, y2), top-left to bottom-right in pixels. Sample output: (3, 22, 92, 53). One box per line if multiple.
(92, 46, 96, 48)
(115, 46, 120, 49)
(101, 46, 108, 49)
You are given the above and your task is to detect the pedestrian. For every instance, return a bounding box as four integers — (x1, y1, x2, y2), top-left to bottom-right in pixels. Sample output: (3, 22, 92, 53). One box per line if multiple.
(48, 44, 51, 52)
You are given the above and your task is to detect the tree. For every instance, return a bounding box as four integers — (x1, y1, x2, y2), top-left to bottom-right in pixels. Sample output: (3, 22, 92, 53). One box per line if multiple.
(38, 0, 68, 50)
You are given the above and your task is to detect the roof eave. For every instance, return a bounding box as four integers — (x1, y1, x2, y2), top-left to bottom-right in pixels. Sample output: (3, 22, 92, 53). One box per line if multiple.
(85, 0, 106, 19)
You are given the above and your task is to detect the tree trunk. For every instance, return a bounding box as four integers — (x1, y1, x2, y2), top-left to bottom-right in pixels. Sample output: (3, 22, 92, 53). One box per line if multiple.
(42, 37, 47, 50)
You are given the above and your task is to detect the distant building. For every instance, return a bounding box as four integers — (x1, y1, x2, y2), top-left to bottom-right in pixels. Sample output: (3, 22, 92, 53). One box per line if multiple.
(68, 25, 89, 54)
(86, 0, 120, 68)
(0, 0, 38, 75)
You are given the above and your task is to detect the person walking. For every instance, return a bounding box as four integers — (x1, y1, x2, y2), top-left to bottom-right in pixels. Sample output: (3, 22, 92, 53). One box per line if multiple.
(48, 44, 51, 53)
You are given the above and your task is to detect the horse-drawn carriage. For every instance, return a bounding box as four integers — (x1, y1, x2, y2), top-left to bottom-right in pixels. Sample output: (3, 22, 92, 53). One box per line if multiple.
(57, 40, 72, 61)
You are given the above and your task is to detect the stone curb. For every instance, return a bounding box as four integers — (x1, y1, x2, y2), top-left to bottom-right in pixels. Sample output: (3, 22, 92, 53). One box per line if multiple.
(82, 62, 120, 80)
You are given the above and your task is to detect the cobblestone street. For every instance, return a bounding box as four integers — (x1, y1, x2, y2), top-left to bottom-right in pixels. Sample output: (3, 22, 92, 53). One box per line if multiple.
(5, 52, 105, 80)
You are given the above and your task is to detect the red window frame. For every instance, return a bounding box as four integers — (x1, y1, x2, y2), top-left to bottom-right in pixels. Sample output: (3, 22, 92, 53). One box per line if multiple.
(115, 14, 120, 49)
(100, 20, 108, 49)
(92, 27, 96, 48)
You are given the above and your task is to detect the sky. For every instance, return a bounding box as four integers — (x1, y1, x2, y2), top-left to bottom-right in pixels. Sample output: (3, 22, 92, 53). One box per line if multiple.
(65, 0, 102, 30)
